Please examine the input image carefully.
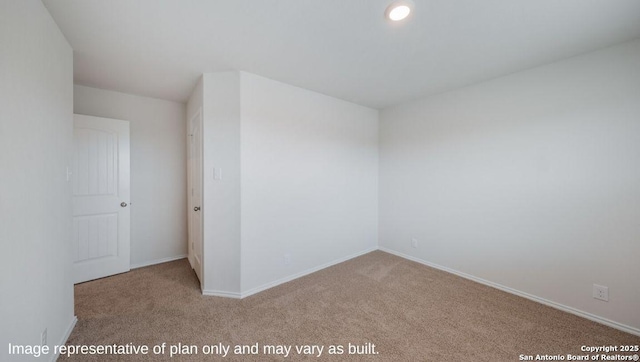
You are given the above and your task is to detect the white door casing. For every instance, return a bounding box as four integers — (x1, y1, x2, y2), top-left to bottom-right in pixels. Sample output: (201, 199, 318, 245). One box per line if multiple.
(188, 108, 204, 285)
(72, 114, 130, 284)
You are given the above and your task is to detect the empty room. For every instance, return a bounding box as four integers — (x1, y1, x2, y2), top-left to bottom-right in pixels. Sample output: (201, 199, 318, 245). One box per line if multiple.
(1, 0, 639, 361)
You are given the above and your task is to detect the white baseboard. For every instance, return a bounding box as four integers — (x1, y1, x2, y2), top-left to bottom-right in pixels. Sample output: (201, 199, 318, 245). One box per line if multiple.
(52, 316, 77, 362)
(202, 289, 242, 299)
(201, 247, 377, 299)
(130, 254, 187, 269)
(240, 246, 378, 299)
(379, 247, 640, 337)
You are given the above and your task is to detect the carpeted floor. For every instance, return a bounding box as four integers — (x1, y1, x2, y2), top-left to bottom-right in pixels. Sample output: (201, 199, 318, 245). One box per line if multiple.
(63, 251, 638, 361)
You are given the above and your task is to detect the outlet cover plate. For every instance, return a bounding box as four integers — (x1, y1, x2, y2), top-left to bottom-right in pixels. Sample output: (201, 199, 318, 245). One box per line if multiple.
(593, 284, 609, 302)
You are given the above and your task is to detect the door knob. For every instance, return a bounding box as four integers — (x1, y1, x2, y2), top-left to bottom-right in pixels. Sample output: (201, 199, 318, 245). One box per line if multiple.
(194, 206, 201, 211)
(120, 202, 128, 207)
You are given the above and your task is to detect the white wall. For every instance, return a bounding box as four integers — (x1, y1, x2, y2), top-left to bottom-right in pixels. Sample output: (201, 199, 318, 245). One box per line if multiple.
(240, 72, 379, 294)
(201, 72, 242, 295)
(74, 85, 188, 268)
(192, 71, 378, 296)
(0, 0, 75, 359)
(379, 39, 640, 332)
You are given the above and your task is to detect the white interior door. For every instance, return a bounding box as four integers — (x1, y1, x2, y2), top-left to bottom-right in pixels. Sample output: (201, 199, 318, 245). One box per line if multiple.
(72, 114, 130, 284)
(188, 109, 203, 285)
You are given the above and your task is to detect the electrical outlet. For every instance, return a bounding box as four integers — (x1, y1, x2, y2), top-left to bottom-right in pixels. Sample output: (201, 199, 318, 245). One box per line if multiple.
(593, 284, 609, 302)
(283, 253, 291, 266)
(411, 238, 418, 248)
(41, 328, 47, 346)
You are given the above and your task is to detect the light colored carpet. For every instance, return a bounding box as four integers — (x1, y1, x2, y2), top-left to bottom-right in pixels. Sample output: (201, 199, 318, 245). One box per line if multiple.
(63, 251, 638, 361)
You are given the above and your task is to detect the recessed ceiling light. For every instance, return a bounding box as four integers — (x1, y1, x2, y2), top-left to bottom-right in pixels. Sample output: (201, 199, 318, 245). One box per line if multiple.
(385, 0, 414, 22)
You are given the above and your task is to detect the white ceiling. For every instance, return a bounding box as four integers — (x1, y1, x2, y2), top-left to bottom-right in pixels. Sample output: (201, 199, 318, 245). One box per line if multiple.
(42, 0, 640, 109)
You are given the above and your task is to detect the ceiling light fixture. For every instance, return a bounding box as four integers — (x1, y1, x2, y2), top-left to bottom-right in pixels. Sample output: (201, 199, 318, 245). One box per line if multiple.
(385, 0, 414, 21)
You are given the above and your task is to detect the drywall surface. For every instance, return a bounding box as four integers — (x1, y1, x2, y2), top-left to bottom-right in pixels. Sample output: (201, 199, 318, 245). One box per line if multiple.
(240, 72, 379, 293)
(379, 39, 640, 331)
(0, 0, 75, 358)
(74, 86, 188, 267)
(201, 72, 242, 294)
